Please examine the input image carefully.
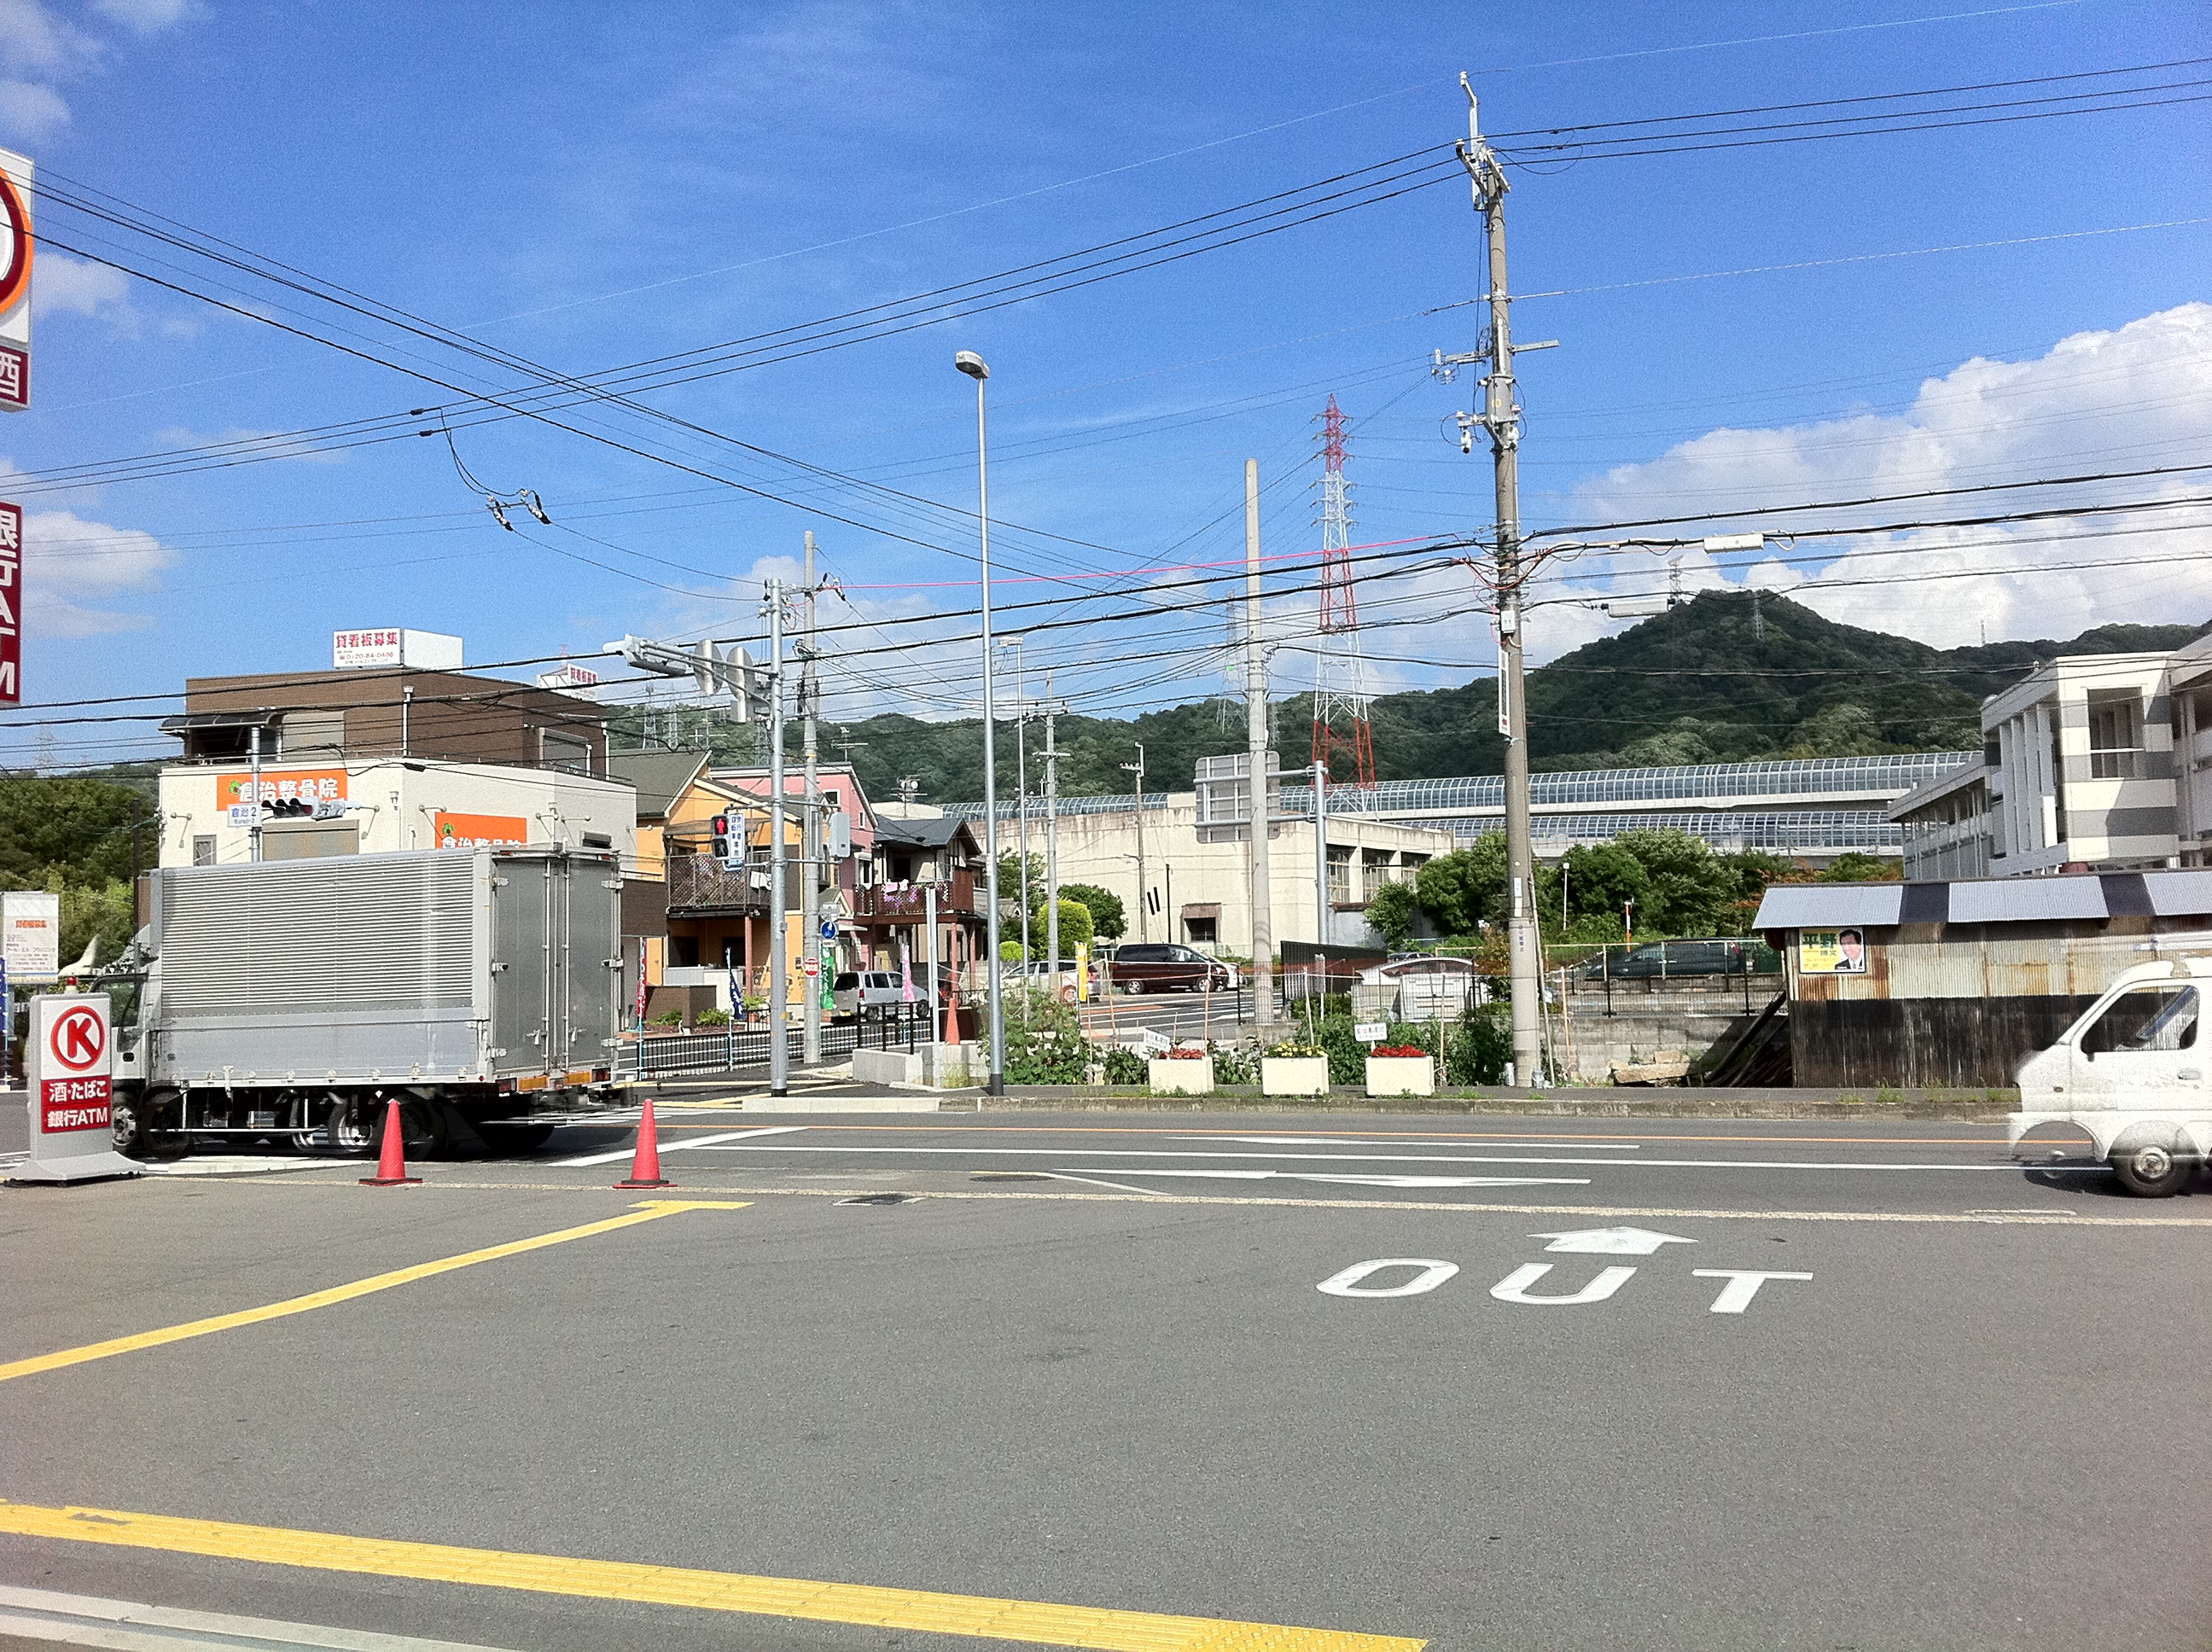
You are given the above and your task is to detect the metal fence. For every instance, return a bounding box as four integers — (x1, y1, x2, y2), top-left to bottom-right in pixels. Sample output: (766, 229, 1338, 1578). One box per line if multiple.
(615, 1009, 932, 1079)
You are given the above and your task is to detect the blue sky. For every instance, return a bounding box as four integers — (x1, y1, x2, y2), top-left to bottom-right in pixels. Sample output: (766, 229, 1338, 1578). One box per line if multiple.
(7, 0, 2209, 768)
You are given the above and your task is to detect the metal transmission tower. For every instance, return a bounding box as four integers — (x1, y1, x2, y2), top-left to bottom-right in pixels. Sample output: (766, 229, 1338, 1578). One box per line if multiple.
(1309, 395, 1376, 789)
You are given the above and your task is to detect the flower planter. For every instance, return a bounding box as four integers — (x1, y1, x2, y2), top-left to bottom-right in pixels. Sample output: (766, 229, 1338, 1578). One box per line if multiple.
(1260, 1056, 1330, 1097)
(1365, 1055, 1435, 1098)
(1148, 1056, 1215, 1096)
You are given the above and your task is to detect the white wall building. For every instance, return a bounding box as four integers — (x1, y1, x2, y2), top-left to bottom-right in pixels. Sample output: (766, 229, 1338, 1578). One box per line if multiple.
(1892, 634, 2212, 877)
(978, 792, 1452, 954)
(158, 758, 637, 870)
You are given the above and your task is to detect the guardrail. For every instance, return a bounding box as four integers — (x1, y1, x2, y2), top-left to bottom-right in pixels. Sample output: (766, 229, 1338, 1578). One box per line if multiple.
(615, 1009, 933, 1078)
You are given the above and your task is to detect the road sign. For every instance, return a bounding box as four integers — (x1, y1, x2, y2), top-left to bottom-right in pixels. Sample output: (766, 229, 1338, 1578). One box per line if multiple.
(820, 919, 836, 941)
(803, 957, 818, 978)
(13, 992, 139, 1185)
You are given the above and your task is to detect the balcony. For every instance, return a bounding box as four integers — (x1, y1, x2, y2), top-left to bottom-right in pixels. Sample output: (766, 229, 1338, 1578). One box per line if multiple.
(667, 853, 769, 915)
(853, 870, 981, 923)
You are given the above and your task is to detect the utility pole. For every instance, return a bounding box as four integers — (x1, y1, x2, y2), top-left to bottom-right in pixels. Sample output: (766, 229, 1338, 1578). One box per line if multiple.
(1458, 73, 1545, 1087)
(1313, 759, 1328, 954)
(1121, 744, 1147, 942)
(247, 724, 263, 863)
(765, 579, 790, 1098)
(800, 531, 823, 1068)
(1011, 638, 1031, 969)
(1243, 457, 1274, 1027)
(1043, 683, 1062, 991)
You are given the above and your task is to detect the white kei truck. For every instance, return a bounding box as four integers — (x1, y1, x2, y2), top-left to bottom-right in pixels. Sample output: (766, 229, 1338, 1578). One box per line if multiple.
(101, 846, 626, 1161)
(2009, 956, 2209, 1197)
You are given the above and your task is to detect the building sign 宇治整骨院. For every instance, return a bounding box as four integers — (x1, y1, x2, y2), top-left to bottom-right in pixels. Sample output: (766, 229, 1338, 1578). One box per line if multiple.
(217, 767, 349, 809)
(434, 811, 528, 850)
(1798, 928, 1870, 975)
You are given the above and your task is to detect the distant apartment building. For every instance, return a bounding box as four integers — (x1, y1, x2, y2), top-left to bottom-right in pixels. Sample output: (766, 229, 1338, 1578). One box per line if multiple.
(1889, 633, 2212, 877)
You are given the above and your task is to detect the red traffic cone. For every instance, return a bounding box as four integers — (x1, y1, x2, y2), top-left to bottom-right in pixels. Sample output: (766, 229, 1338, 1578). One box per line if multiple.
(359, 1099, 422, 1187)
(616, 1096, 672, 1189)
(942, 992, 960, 1045)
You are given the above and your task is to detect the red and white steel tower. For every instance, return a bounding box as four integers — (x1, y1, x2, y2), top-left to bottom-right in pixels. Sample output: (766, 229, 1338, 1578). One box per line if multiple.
(1310, 395, 1377, 787)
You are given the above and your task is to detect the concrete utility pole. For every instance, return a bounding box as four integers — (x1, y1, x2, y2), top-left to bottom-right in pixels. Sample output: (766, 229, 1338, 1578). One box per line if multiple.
(1243, 457, 1274, 1027)
(1011, 637, 1031, 968)
(1043, 684, 1062, 990)
(1313, 759, 1329, 954)
(1121, 744, 1147, 941)
(954, 348, 1005, 1096)
(765, 579, 789, 1098)
(800, 531, 822, 1068)
(1458, 73, 1544, 1087)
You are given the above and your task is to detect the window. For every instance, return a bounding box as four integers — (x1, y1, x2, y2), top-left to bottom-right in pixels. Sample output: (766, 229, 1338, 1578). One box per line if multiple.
(1184, 916, 1218, 944)
(192, 835, 217, 866)
(541, 730, 594, 775)
(2087, 694, 2144, 781)
(2080, 985, 2199, 1055)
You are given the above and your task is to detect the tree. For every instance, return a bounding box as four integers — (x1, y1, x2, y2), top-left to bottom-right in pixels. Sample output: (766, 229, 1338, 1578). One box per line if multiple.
(1819, 852, 1901, 883)
(1365, 880, 1418, 948)
(1412, 835, 1507, 938)
(1610, 828, 1736, 937)
(1049, 898, 1094, 950)
(1059, 881, 1125, 939)
(0, 776, 150, 887)
(1558, 843, 1649, 932)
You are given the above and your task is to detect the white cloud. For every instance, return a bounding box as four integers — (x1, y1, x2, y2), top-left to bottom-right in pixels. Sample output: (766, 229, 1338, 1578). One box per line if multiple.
(0, 0, 195, 138)
(20, 504, 178, 636)
(34, 249, 135, 329)
(1547, 303, 2212, 650)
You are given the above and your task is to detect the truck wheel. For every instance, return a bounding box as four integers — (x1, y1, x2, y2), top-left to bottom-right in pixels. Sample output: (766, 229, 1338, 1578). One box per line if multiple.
(2111, 1140, 2197, 1198)
(366, 1099, 447, 1160)
(330, 1100, 375, 1155)
(110, 1093, 148, 1159)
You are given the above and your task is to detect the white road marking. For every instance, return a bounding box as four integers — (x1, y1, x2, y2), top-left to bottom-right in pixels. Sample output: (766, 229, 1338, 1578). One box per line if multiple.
(555, 1125, 807, 1166)
(1040, 1170, 1181, 1196)
(0, 1581, 522, 1649)
(1054, 1167, 1591, 1188)
(1185, 1135, 1641, 1149)
(140, 1156, 348, 1178)
(1533, 1225, 1696, 1255)
(1490, 1262, 1639, 1306)
(1318, 1259, 1460, 1298)
(689, 1142, 2014, 1172)
(1694, 1268, 1814, 1314)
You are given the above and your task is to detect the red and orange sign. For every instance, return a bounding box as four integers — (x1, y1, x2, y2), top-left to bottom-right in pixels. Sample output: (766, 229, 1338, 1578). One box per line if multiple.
(218, 766, 348, 807)
(434, 811, 528, 850)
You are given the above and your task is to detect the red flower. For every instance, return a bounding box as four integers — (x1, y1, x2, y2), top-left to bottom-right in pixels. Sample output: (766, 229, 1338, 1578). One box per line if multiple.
(1370, 1045, 1429, 1059)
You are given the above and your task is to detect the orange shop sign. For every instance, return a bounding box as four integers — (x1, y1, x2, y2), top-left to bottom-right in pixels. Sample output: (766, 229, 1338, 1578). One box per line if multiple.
(217, 766, 348, 806)
(434, 811, 528, 850)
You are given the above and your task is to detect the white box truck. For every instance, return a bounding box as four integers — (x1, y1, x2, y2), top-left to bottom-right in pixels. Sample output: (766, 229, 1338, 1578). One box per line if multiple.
(2009, 956, 2209, 1196)
(103, 846, 625, 1160)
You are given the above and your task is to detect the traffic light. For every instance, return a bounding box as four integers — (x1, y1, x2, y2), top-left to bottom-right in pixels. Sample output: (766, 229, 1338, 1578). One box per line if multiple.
(262, 797, 315, 819)
(710, 813, 731, 860)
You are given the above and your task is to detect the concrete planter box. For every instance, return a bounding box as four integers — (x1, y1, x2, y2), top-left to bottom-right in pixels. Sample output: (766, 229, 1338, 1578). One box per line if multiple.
(1365, 1055, 1436, 1098)
(1149, 1056, 1215, 1095)
(1261, 1056, 1330, 1097)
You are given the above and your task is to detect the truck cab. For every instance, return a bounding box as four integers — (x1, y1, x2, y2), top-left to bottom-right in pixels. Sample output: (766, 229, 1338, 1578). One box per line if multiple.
(2011, 957, 2209, 1195)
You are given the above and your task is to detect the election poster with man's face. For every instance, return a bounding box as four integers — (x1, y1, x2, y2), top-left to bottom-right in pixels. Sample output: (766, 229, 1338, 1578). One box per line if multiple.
(1799, 929, 1869, 974)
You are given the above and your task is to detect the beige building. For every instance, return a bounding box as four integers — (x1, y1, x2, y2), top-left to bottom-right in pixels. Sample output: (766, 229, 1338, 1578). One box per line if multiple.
(943, 794, 1453, 954)
(156, 758, 636, 870)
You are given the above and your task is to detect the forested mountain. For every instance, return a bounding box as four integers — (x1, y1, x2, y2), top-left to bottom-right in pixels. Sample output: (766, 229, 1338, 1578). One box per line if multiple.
(628, 594, 2202, 805)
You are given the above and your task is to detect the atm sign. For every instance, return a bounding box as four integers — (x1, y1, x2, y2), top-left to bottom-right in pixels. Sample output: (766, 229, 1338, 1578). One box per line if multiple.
(41, 1074, 111, 1132)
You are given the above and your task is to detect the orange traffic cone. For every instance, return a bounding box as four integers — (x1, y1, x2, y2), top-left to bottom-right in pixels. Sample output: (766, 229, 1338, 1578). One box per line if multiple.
(616, 1096, 672, 1189)
(359, 1099, 422, 1187)
(942, 992, 960, 1046)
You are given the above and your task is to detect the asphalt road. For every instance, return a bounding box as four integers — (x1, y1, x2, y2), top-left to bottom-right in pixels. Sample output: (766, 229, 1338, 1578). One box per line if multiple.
(2, 1105, 2206, 1652)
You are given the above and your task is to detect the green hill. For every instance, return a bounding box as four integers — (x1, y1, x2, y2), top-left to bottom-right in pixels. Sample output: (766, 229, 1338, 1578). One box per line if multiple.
(631, 594, 2201, 803)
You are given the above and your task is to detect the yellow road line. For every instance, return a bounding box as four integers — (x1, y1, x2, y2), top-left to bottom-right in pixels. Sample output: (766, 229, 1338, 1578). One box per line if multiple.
(0, 1499, 1417, 1652)
(0, 1200, 748, 1386)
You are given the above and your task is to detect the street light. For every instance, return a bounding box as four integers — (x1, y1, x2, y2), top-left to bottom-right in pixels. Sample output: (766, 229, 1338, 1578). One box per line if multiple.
(956, 348, 1006, 1096)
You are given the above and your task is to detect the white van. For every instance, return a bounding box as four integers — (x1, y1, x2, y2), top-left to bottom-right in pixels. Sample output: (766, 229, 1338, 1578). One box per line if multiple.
(2010, 957, 2209, 1196)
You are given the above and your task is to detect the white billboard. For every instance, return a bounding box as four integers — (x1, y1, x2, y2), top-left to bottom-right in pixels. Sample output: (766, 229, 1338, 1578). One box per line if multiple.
(332, 628, 464, 670)
(3, 888, 61, 981)
(0, 145, 31, 412)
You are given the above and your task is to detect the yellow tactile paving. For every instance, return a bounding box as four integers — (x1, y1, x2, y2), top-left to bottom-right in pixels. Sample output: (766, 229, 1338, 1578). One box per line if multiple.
(0, 1499, 1421, 1652)
(0, 1200, 749, 1385)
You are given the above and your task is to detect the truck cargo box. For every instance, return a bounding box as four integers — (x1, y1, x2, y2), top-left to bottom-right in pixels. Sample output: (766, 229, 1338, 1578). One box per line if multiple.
(147, 847, 620, 1091)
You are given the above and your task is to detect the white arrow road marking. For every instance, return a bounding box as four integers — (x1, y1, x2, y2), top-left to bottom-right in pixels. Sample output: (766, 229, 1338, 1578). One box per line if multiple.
(1053, 1167, 1590, 1188)
(1489, 1263, 1639, 1306)
(1694, 1268, 1814, 1313)
(1318, 1259, 1461, 1298)
(1531, 1225, 1697, 1255)
(556, 1125, 807, 1167)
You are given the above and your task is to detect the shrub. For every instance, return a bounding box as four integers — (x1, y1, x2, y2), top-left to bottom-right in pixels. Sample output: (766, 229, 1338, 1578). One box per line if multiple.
(650, 1009, 684, 1027)
(1316, 1017, 1368, 1084)
(694, 1008, 731, 1027)
(1101, 1046, 1147, 1085)
(1002, 985, 1088, 1083)
(1443, 1001, 1512, 1086)
(1209, 1043, 1257, 1085)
